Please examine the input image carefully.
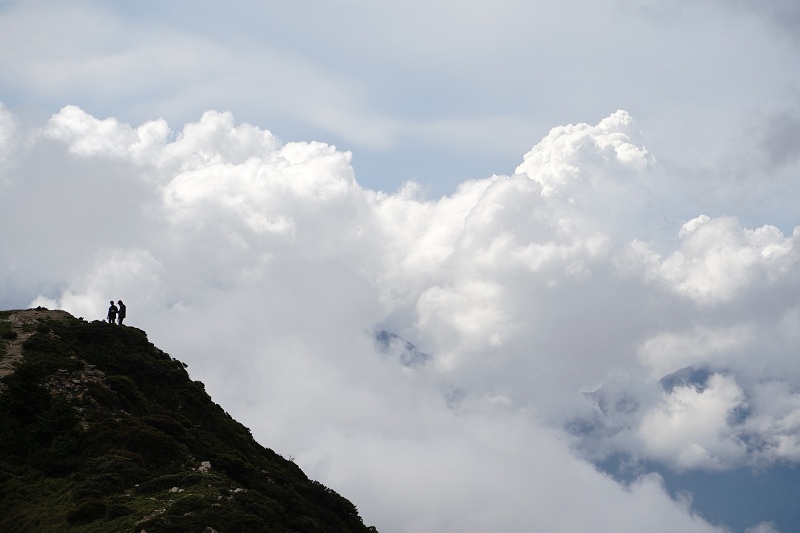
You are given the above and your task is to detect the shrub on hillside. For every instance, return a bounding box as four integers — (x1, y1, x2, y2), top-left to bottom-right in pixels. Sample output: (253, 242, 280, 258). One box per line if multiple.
(66, 497, 106, 524)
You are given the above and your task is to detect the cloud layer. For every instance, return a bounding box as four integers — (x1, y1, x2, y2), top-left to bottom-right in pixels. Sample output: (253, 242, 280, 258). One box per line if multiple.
(2, 104, 799, 531)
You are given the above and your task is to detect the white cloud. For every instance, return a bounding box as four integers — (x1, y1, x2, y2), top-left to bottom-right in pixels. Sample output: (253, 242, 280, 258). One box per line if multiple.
(638, 325, 753, 380)
(638, 374, 747, 470)
(42, 105, 148, 159)
(31, 248, 167, 321)
(745, 521, 782, 533)
(516, 110, 652, 198)
(742, 381, 800, 464)
(5, 105, 800, 531)
(515, 110, 656, 241)
(642, 216, 799, 304)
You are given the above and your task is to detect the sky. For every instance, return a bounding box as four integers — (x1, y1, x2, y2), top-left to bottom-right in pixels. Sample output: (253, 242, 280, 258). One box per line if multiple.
(1, 1, 800, 531)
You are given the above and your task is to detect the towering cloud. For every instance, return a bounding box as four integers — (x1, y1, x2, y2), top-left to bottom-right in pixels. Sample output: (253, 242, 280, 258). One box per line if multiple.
(2, 105, 798, 531)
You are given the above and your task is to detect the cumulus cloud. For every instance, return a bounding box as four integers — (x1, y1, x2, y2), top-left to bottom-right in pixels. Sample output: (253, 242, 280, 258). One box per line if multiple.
(3, 105, 800, 531)
(515, 110, 656, 241)
(633, 215, 799, 305)
(638, 374, 747, 470)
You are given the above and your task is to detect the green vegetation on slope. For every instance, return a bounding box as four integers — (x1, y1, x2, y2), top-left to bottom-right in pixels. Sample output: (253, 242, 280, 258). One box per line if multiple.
(0, 310, 377, 533)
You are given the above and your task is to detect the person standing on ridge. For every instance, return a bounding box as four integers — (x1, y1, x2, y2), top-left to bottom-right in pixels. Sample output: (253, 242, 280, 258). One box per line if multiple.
(107, 300, 118, 324)
(117, 300, 126, 325)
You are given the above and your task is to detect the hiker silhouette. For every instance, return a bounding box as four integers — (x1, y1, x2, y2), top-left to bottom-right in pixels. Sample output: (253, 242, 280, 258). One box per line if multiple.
(117, 300, 126, 325)
(107, 301, 118, 324)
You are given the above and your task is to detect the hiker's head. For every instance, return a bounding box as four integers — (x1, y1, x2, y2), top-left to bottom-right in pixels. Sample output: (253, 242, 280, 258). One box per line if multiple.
(118, 300, 123, 304)
(110, 300, 114, 305)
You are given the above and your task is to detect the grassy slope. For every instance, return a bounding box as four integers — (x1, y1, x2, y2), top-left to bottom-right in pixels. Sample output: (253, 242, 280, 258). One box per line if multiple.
(0, 311, 377, 533)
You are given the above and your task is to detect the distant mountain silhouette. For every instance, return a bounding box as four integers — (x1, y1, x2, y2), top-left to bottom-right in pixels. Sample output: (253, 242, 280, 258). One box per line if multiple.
(658, 365, 713, 393)
(374, 330, 431, 367)
(0, 308, 378, 533)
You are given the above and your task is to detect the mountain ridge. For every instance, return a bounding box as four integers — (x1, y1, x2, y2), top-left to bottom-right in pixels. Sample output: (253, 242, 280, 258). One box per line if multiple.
(0, 308, 378, 533)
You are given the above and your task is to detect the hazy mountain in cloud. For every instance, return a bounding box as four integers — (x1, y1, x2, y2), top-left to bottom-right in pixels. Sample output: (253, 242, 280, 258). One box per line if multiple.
(659, 365, 714, 394)
(1, 104, 799, 532)
(374, 330, 431, 368)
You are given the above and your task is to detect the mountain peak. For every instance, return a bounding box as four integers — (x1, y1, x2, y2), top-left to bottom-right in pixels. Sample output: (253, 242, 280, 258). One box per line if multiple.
(0, 308, 377, 533)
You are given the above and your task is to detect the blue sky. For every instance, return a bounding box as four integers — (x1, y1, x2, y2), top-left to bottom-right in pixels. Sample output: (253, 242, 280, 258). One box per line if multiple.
(2, 1, 800, 532)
